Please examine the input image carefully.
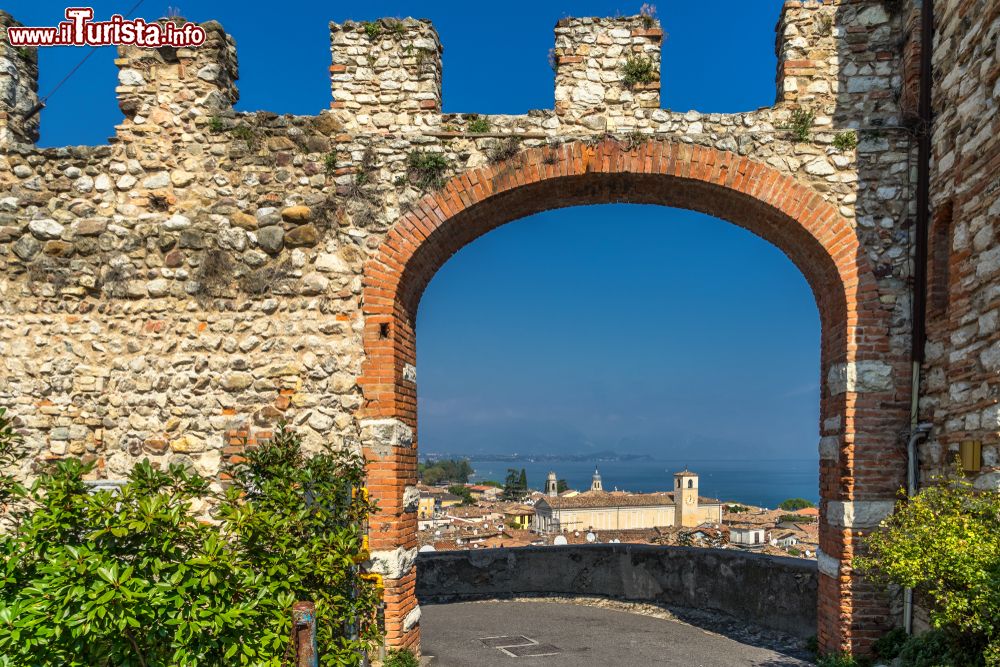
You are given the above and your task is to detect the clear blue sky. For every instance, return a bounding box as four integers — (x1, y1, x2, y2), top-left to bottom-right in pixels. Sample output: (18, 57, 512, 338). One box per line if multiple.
(18, 1, 817, 461)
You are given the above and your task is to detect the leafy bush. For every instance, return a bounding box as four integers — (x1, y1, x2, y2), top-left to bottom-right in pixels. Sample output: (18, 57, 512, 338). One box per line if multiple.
(0, 425, 380, 666)
(817, 651, 862, 667)
(621, 55, 656, 88)
(896, 628, 985, 667)
(383, 647, 419, 667)
(779, 497, 815, 511)
(872, 627, 908, 660)
(0, 407, 22, 508)
(856, 466, 1000, 664)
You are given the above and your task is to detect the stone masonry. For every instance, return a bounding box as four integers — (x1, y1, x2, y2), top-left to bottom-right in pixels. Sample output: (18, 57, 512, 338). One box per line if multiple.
(0, 0, 995, 658)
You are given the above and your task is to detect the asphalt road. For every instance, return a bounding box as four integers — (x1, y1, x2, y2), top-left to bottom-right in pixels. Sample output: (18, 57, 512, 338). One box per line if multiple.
(420, 601, 814, 667)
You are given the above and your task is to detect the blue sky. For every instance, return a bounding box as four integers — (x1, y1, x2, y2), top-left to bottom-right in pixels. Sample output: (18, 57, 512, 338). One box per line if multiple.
(17, 1, 817, 461)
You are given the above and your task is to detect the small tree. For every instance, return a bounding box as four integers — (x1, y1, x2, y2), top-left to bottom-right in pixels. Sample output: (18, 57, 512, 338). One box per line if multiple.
(778, 497, 815, 511)
(503, 468, 525, 501)
(447, 485, 474, 505)
(856, 465, 1000, 665)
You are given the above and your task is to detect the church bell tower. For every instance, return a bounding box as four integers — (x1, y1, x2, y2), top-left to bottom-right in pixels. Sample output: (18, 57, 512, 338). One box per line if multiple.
(546, 471, 558, 497)
(674, 469, 699, 527)
(590, 468, 603, 492)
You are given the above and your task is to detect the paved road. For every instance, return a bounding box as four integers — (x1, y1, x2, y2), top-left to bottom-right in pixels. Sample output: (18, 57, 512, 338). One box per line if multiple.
(421, 601, 813, 667)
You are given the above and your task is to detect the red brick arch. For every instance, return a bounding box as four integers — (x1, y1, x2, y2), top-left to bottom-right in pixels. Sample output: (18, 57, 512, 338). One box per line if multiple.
(359, 138, 907, 654)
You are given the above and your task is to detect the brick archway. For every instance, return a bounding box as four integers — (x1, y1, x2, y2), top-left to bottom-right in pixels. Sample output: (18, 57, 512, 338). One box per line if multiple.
(360, 139, 907, 653)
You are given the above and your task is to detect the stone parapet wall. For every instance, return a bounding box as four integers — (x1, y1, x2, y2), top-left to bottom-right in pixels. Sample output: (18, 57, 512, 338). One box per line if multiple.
(416, 544, 819, 639)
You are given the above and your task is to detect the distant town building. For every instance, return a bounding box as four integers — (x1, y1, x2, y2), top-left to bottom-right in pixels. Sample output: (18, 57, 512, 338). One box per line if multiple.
(590, 468, 603, 492)
(503, 505, 535, 530)
(729, 525, 766, 548)
(532, 469, 723, 533)
(546, 471, 558, 497)
(467, 485, 501, 501)
(418, 492, 436, 520)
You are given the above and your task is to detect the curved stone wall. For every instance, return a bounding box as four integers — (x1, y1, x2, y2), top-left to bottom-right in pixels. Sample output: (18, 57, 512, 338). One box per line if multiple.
(416, 544, 817, 639)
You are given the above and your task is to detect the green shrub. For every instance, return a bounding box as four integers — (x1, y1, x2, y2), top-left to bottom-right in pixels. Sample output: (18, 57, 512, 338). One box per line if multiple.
(207, 116, 225, 133)
(873, 627, 908, 660)
(833, 130, 859, 151)
(817, 651, 861, 667)
(897, 628, 985, 667)
(0, 407, 22, 507)
(383, 647, 420, 667)
(0, 424, 380, 666)
(621, 55, 656, 88)
(856, 466, 1000, 664)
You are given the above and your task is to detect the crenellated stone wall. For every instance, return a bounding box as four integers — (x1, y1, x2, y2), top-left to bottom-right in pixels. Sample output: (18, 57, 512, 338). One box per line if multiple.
(0, 11, 39, 146)
(0, 0, 993, 657)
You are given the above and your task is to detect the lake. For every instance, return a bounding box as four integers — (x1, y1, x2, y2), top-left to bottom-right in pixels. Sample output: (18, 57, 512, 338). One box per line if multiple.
(468, 457, 819, 509)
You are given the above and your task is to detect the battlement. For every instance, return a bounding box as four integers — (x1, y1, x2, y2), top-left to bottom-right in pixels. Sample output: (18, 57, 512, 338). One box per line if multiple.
(329, 18, 442, 132)
(0, 9, 834, 147)
(553, 16, 662, 131)
(0, 11, 40, 146)
(775, 1, 838, 110)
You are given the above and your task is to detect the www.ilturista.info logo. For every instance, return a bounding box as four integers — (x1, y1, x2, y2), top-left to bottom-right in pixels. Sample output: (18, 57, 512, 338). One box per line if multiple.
(7, 7, 206, 48)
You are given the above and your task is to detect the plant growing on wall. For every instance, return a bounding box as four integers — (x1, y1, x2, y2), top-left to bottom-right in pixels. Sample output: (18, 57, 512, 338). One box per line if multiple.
(485, 136, 521, 164)
(788, 108, 815, 143)
(833, 131, 858, 151)
(855, 465, 1000, 666)
(406, 150, 452, 189)
(621, 54, 656, 88)
(467, 115, 491, 134)
(0, 425, 380, 666)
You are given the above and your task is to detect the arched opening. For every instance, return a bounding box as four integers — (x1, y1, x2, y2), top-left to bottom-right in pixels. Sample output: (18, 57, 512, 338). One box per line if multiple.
(359, 139, 907, 653)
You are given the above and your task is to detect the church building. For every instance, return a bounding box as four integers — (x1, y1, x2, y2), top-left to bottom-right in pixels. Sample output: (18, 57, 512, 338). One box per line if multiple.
(532, 469, 722, 533)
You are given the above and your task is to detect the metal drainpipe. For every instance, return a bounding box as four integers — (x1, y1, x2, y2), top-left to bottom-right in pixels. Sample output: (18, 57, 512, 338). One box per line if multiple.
(904, 0, 935, 637)
(903, 423, 932, 634)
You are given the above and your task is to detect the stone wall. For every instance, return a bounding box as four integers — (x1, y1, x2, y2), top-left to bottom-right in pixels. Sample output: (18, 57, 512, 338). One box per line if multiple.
(919, 0, 1000, 490)
(0, 0, 989, 656)
(415, 545, 819, 639)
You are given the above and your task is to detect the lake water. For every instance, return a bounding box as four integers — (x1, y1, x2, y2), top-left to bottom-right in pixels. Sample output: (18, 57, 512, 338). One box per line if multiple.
(468, 458, 818, 509)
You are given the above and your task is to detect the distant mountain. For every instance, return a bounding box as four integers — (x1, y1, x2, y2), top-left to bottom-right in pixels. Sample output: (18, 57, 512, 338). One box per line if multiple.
(426, 451, 655, 463)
